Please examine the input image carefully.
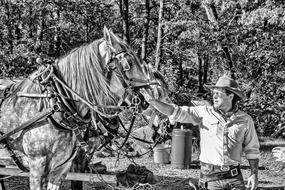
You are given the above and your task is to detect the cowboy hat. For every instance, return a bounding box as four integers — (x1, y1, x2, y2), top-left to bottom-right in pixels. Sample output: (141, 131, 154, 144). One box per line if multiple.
(205, 75, 245, 100)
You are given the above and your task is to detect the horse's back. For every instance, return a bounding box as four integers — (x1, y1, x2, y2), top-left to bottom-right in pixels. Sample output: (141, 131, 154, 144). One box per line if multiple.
(0, 78, 22, 90)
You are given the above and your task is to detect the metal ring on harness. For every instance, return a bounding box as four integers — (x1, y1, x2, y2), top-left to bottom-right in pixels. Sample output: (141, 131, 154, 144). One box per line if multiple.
(64, 112, 71, 119)
(53, 104, 61, 112)
(40, 65, 54, 84)
(131, 95, 141, 106)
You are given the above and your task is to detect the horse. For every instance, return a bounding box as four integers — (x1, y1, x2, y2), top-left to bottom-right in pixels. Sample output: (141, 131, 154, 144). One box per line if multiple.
(0, 27, 160, 190)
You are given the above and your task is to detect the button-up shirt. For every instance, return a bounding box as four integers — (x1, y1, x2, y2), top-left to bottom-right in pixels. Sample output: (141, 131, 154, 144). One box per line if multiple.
(169, 105, 260, 166)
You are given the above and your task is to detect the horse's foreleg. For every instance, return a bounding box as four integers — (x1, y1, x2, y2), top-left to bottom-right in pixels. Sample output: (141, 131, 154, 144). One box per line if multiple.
(70, 149, 90, 190)
(48, 159, 73, 190)
(0, 165, 6, 190)
(29, 156, 48, 190)
(0, 181, 5, 190)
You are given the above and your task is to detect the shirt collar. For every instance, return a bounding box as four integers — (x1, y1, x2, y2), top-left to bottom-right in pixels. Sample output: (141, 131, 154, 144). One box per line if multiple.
(214, 106, 239, 120)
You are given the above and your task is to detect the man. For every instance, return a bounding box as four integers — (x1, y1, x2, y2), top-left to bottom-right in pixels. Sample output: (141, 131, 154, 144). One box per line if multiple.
(149, 75, 260, 190)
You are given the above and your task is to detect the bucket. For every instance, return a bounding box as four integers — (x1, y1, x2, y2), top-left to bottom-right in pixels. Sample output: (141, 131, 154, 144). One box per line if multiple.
(153, 144, 171, 164)
(171, 129, 192, 169)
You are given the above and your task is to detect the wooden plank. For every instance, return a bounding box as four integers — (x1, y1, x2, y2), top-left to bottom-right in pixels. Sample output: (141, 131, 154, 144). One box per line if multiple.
(0, 168, 116, 183)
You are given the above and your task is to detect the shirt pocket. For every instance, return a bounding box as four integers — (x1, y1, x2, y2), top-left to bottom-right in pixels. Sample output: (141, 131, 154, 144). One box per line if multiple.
(202, 121, 219, 137)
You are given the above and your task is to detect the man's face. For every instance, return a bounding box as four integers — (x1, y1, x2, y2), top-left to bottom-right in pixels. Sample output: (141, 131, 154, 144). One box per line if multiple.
(212, 88, 233, 111)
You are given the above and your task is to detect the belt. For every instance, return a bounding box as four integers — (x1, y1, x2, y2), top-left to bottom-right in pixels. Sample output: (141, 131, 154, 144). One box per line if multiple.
(200, 162, 241, 181)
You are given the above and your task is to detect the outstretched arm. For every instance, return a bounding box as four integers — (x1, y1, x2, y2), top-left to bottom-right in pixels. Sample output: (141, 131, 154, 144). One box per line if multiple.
(150, 99, 175, 117)
(150, 100, 201, 125)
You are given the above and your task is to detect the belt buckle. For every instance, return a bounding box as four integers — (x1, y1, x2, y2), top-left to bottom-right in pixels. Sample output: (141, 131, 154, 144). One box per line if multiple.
(230, 168, 238, 176)
(220, 165, 230, 171)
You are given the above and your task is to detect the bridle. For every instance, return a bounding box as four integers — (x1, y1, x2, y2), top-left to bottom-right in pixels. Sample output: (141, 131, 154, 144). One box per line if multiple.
(0, 39, 167, 176)
(101, 43, 159, 115)
(94, 44, 160, 150)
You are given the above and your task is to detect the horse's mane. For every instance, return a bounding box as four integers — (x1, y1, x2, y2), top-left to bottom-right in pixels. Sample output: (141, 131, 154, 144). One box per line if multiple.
(7, 36, 141, 114)
(56, 39, 120, 110)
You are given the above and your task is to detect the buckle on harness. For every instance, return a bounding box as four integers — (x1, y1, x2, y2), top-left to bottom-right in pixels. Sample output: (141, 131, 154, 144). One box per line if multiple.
(230, 168, 238, 176)
(220, 165, 230, 171)
(64, 112, 71, 119)
(199, 180, 208, 189)
(53, 104, 61, 112)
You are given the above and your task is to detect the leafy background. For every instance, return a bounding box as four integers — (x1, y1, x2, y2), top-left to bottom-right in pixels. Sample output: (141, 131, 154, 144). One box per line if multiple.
(0, 0, 285, 136)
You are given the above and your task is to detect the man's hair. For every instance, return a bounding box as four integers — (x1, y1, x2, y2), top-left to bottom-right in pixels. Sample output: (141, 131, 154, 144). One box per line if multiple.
(225, 89, 240, 106)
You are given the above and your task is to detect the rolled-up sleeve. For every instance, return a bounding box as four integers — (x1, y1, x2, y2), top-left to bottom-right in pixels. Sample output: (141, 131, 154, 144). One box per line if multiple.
(243, 117, 260, 159)
(169, 105, 202, 125)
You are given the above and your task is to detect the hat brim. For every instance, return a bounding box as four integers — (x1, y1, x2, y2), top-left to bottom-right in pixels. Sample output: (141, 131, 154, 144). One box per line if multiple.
(204, 84, 246, 100)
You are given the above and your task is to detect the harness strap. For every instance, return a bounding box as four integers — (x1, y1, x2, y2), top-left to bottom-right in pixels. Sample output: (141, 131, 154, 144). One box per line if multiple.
(117, 117, 153, 144)
(53, 77, 82, 121)
(95, 114, 119, 136)
(73, 127, 92, 158)
(117, 112, 138, 149)
(0, 108, 54, 143)
(17, 92, 53, 98)
(52, 74, 118, 118)
(0, 132, 29, 172)
(0, 107, 54, 172)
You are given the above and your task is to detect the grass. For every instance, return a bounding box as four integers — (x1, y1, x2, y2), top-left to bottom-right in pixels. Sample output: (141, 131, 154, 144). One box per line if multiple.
(87, 146, 285, 189)
(3, 138, 285, 190)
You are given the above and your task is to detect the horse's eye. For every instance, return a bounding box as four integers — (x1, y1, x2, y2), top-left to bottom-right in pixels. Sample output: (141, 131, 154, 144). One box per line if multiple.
(121, 58, 131, 71)
(109, 61, 116, 69)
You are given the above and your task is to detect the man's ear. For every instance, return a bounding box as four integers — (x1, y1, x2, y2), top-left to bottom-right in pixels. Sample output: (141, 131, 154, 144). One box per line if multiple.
(229, 93, 234, 100)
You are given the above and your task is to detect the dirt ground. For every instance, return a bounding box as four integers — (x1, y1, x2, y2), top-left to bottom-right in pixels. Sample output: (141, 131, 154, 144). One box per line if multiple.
(2, 149, 285, 190)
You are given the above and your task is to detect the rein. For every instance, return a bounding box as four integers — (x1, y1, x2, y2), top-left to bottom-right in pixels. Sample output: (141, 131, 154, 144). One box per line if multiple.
(0, 46, 161, 172)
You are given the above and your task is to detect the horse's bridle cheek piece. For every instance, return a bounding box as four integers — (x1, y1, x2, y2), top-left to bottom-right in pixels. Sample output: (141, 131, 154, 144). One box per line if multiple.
(104, 50, 161, 113)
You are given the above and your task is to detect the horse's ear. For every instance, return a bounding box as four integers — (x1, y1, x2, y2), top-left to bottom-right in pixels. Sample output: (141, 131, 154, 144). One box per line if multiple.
(103, 26, 111, 44)
(103, 26, 119, 46)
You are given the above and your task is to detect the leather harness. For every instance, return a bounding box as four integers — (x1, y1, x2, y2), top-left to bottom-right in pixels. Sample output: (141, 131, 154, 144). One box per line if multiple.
(0, 55, 161, 172)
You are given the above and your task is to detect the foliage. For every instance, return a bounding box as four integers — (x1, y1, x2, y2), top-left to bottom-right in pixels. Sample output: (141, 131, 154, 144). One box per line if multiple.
(0, 0, 284, 136)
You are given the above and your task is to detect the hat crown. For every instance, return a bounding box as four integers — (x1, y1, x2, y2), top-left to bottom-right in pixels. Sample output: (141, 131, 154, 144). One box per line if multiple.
(215, 75, 238, 89)
(204, 75, 246, 100)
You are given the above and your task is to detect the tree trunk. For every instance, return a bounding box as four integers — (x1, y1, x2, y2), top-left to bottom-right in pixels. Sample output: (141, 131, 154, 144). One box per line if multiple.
(4, 2, 13, 54)
(141, 0, 150, 62)
(54, 5, 61, 57)
(203, 54, 209, 85)
(85, 6, 89, 43)
(202, 0, 234, 77)
(28, 2, 33, 39)
(35, 3, 45, 54)
(178, 56, 183, 87)
(154, 0, 164, 70)
(198, 55, 203, 93)
(202, 0, 218, 27)
(121, 0, 130, 44)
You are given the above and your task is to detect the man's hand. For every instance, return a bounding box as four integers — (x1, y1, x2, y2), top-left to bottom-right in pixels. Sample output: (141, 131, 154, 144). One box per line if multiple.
(272, 146, 285, 162)
(246, 174, 258, 190)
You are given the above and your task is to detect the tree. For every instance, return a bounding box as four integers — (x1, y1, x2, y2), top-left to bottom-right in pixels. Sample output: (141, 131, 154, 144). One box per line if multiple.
(141, 0, 150, 62)
(154, 0, 164, 70)
(120, 0, 130, 43)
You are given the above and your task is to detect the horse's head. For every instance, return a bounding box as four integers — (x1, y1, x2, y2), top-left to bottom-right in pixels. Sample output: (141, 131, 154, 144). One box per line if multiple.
(56, 27, 169, 117)
(98, 27, 156, 113)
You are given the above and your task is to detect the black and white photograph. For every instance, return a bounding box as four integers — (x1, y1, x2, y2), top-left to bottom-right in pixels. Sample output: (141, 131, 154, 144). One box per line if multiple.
(0, 0, 285, 189)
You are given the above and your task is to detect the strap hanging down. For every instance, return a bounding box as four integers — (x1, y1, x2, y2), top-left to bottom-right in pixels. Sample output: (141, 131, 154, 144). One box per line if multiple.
(0, 108, 54, 143)
(0, 132, 29, 172)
